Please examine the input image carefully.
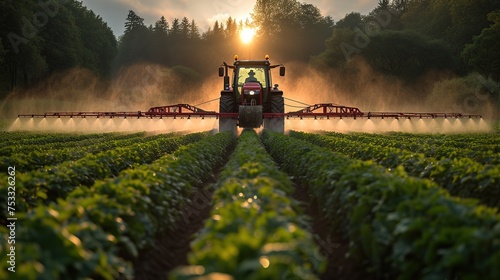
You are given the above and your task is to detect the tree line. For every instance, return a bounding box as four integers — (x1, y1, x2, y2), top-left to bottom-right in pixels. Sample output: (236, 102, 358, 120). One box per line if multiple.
(0, 0, 333, 93)
(0, 0, 117, 91)
(114, 11, 251, 76)
(114, 0, 500, 83)
(313, 0, 500, 82)
(114, 1, 334, 76)
(1, 0, 499, 98)
(312, 0, 499, 118)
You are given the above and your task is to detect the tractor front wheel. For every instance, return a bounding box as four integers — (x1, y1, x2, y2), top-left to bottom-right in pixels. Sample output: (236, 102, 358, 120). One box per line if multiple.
(264, 94, 284, 133)
(219, 95, 237, 134)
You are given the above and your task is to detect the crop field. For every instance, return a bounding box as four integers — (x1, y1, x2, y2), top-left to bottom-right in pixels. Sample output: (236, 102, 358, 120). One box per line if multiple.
(1, 129, 499, 279)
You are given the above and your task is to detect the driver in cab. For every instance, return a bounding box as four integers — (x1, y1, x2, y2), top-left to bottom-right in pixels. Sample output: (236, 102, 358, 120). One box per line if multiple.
(245, 70, 258, 83)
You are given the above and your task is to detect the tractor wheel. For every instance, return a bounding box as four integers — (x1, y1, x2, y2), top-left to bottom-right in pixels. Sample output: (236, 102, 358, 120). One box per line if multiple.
(264, 95, 284, 133)
(219, 95, 237, 134)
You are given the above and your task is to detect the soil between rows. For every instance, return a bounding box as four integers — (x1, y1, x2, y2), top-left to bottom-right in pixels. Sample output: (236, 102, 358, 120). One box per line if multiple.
(133, 183, 375, 280)
(131, 141, 373, 279)
(133, 184, 214, 280)
(292, 184, 375, 280)
(132, 142, 236, 279)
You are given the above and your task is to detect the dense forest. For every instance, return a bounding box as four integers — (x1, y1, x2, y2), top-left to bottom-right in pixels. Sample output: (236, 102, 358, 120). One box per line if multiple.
(0, 0, 499, 116)
(0, 0, 117, 90)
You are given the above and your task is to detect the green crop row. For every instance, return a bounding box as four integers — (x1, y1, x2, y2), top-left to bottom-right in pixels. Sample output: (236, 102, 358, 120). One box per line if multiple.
(0, 131, 73, 148)
(339, 131, 500, 149)
(366, 131, 499, 165)
(0, 132, 140, 157)
(172, 130, 324, 280)
(0, 132, 122, 152)
(324, 131, 499, 165)
(0, 131, 236, 280)
(290, 131, 500, 209)
(262, 130, 500, 279)
(0, 132, 161, 172)
(0, 132, 209, 221)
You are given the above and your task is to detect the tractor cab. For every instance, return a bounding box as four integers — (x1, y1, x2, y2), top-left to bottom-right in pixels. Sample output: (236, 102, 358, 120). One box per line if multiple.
(218, 55, 285, 133)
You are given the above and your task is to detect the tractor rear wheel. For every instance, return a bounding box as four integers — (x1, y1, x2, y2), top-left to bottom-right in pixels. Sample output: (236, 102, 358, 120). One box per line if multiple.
(264, 95, 284, 133)
(219, 95, 237, 134)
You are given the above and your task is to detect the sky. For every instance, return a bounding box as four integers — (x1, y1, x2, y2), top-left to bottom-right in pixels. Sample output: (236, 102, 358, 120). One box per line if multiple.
(80, 0, 377, 37)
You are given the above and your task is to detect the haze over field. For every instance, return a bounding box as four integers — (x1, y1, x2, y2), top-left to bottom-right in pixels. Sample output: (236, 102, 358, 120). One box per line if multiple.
(1, 0, 499, 130)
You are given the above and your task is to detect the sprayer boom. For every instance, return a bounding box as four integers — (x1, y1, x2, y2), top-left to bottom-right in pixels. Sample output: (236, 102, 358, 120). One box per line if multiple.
(18, 102, 482, 121)
(16, 56, 482, 131)
(18, 104, 219, 119)
(285, 103, 482, 119)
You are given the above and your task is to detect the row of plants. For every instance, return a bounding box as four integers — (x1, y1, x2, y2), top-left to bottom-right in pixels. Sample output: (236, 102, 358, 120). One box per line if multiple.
(0, 131, 70, 148)
(0, 132, 209, 221)
(0, 132, 37, 148)
(0, 131, 121, 152)
(356, 131, 500, 146)
(173, 130, 324, 279)
(325, 131, 499, 165)
(0, 132, 146, 157)
(262, 130, 500, 279)
(0, 132, 158, 172)
(290, 131, 500, 209)
(0, 131, 236, 280)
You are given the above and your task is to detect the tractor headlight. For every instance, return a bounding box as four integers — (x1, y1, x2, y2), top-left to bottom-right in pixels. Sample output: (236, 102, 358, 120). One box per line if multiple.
(244, 90, 260, 96)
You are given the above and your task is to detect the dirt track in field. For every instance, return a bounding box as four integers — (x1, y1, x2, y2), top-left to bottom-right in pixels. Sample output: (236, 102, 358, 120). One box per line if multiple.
(133, 185, 214, 279)
(292, 184, 375, 280)
(132, 137, 374, 279)
(132, 140, 236, 279)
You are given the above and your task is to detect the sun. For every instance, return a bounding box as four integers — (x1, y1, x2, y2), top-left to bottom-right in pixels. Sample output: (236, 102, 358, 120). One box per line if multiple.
(240, 27, 256, 44)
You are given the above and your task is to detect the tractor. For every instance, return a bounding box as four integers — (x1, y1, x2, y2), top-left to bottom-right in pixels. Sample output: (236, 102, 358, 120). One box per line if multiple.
(218, 55, 286, 133)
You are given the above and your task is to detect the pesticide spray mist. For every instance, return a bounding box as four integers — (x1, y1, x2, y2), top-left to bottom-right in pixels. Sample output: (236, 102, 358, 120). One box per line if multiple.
(2, 58, 496, 134)
(2, 64, 222, 133)
(278, 58, 494, 134)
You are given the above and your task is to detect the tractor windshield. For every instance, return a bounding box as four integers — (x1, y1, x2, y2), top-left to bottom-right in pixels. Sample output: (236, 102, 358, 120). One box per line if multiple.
(236, 66, 266, 94)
